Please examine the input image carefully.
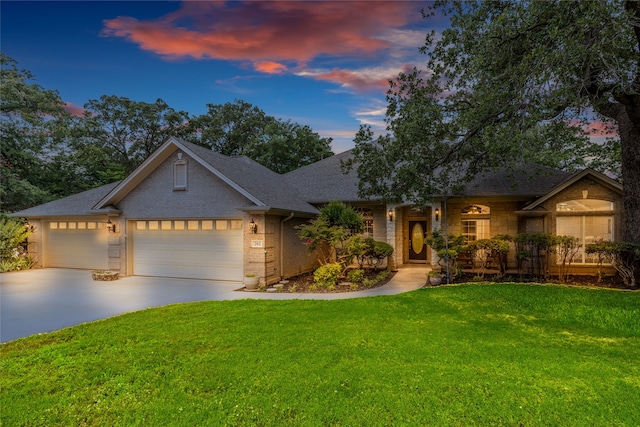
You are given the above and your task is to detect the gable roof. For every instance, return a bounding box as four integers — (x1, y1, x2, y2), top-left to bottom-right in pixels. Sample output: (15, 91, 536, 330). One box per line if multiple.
(521, 168, 623, 211)
(13, 137, 319, 218)
(95, 138, 319, 215)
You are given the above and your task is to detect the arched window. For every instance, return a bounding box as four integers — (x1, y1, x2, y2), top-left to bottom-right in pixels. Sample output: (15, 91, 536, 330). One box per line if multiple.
(556, 199, 614, 264)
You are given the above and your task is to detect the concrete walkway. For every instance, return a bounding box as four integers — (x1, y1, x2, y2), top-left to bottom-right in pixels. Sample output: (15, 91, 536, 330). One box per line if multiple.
(0, 266, 428, 342)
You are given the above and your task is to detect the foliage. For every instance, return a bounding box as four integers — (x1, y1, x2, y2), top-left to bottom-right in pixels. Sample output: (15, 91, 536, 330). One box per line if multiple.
(0, 217, 31, 257)
(463, 237, 511, 279)
(78, 95, 190, 176)
(0, 53, 72, 212)
(555, 235, 582, 283)
(513, 233, 557, 281)
(0, 255, 34, 273)
(346, 268, 365, 284)
(0, 217, 33, 272)
(346, 0, 640, 246)
(425, 230, 466, 277)
(2, 286, 639, 426)
(186, 99, 333, 173)
(297, 202, 364, 265)
(313, 262, 342, 288)
(318, 201, 364, 232)
(586, 241, 640, 288)
(344, 236, 394, 269)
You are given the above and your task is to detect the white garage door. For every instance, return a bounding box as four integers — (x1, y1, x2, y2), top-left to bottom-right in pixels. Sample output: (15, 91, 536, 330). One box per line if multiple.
(132, 219, 243, 281)
(45, 221, 109, 269)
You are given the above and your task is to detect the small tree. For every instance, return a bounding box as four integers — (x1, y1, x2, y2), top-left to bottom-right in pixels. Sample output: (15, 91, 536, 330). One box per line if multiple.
(586, 241, 640, 289)
(513, 233, 557, 281)
(426, 230, 466, 279)
(297, 202, 364, 266)
(556, 235, 582, 283)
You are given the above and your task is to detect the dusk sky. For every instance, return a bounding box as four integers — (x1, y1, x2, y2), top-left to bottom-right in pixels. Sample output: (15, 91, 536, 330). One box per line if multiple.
(1, 0, 448, 153)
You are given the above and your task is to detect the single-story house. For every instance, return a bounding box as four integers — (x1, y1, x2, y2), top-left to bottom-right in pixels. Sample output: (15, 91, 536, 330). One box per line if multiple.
(11, 137, 624, 284)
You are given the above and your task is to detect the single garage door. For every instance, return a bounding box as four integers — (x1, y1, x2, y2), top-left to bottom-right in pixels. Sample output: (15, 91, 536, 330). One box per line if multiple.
(45, 221, 109, 269)
(132, 219, 243, 281)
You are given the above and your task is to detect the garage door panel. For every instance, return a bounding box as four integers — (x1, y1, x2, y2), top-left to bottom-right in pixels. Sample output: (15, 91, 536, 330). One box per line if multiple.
(133, 219, 243, 281)
(45, 222, 109, 269)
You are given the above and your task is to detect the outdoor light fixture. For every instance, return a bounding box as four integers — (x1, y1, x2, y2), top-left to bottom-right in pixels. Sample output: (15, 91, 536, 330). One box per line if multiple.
(434, 208, 440, 221)
(249, 219, 257, 234)
(388, 209, 394, 222)
(106, 219, 116, 233)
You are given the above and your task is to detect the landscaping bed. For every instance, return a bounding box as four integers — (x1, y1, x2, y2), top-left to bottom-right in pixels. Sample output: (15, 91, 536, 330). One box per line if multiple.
(272, 269, 395, 293)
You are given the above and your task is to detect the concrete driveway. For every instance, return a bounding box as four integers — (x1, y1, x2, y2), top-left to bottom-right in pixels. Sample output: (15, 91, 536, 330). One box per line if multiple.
(1, 267, 427, 343)
(0, 269, 244, 343)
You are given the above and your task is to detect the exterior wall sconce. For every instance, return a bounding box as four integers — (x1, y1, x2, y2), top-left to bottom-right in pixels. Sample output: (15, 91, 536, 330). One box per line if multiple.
(106, 219, 116, 233)
(249, 219, 257, 234)
(388, 209, 394, 222)
(434, 208, 440, 221)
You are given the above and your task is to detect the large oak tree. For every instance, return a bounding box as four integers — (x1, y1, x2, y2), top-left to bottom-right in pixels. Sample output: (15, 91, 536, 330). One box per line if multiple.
(347, 0, 639, 244)
(186, 100, 333, 173)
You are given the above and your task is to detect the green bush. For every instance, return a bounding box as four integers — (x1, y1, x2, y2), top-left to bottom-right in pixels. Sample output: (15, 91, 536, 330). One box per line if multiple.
(0, 217, 34, 272)
(0, 256, 34, 273)
(586, 241, 640, 289)
(346, 269, 365, 284)
(313, 263, 343, 288)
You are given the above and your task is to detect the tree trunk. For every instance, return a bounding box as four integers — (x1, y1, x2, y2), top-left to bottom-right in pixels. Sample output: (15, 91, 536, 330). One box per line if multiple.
(617, 111, 640, 245)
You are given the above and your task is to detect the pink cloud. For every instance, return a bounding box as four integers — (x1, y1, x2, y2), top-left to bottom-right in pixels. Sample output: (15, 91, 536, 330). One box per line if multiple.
(64, 102, 84, 117)
(312, 69, 393, 93)
(102, 1, 420, 64)
(254, 61, 288, 74)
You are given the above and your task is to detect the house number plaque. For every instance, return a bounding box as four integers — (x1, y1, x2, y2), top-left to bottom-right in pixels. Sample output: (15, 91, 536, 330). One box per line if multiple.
(251, 240, 264, 248)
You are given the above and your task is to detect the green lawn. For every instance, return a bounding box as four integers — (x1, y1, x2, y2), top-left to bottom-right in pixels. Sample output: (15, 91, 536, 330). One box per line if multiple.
(2, 284, 639, 426)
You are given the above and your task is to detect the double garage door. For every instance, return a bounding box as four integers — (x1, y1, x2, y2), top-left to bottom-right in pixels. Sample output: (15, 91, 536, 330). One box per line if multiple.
(132, 219, 243, 281)
(45, 221, 109, 269)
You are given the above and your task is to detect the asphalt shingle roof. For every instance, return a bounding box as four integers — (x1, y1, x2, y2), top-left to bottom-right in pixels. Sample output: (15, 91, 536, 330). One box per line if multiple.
(11, 182, 121, 217)
(180, 140, 319, 214)
(284, 150, 364, 203)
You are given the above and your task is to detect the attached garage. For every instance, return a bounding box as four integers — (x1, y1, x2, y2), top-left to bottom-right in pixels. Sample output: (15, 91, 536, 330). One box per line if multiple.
(44, 221, 109, 269)
(132, 219, 243, 281)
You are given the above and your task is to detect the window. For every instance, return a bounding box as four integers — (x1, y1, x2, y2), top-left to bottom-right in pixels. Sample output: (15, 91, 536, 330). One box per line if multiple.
(461, 219, 490, 243)
(461, 205, 490, 243)
(356, 208, 373, 237)
(173, 153, 187, 190)
(556, 199, 614, 264)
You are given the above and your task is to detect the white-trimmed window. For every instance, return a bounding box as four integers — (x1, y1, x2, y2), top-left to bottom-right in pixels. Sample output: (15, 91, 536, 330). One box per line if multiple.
(461, 205, 490, 243)
(462, 219, 490, 243)
(556, 199, 614, 264)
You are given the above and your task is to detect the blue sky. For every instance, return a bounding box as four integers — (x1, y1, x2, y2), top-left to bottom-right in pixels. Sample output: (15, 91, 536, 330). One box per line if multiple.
(2, 1, 447, 152)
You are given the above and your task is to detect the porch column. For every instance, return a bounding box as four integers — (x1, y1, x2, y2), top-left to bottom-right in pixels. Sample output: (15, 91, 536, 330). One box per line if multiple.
(429, 201, 442, 268)
(386, 204, 400, 270)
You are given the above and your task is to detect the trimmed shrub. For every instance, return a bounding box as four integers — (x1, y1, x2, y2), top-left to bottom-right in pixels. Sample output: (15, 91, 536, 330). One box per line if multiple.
(346, 268, 365, 284)
(313, 263, 342, 288)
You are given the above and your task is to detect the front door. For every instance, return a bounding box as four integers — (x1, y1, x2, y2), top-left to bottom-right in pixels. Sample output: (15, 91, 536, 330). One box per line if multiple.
(408, 221, 427, 261)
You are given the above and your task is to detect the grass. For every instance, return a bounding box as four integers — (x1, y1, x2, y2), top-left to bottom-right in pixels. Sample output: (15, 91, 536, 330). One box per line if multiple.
(2, 283, 639, 426)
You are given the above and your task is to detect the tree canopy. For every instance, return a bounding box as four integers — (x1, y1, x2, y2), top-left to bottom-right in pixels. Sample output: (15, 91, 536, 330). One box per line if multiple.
(1, 53, 75, 211)
(186, 100, 333, 173)
(1, 55, 334, 213)
(346, 0, 640, 244)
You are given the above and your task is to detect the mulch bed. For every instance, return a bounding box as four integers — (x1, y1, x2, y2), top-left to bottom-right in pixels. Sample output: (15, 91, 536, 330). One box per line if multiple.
(270, 269, 396, 293)
(449, 272, 632, 290)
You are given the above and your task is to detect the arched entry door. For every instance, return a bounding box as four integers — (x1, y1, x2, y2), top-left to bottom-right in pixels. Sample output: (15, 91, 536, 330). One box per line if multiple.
(408, 220, 427, 261)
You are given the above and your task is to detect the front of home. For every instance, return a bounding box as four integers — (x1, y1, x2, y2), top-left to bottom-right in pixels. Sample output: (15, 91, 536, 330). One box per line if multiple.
(12, 137, 624, 284)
